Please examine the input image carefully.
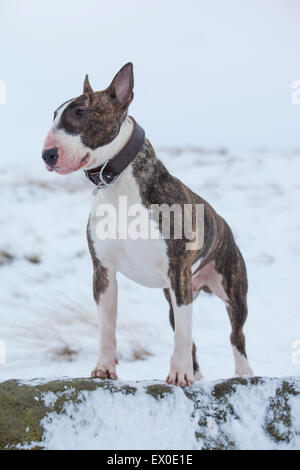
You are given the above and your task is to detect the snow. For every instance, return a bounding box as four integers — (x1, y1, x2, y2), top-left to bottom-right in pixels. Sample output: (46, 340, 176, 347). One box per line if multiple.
(40, 384, 196, 450)
(13, 377, 300, 450)
(1, 147, 300, 449)
(1, 148, 300, 383)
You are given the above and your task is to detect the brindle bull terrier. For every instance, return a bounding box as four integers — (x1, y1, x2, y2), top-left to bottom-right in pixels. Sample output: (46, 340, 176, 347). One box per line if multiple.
(42, 63, 253, 386)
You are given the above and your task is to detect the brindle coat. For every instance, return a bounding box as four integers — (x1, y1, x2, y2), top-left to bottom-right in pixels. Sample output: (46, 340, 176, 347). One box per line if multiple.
(43, 63, 252, 384)
(131, 140, 249, 360)
(87, 136, 250, 369)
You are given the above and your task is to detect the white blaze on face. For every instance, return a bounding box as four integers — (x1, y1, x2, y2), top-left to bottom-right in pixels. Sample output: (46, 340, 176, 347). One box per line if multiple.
(42, 99, 91, 174)
(43, 102, 134, 176)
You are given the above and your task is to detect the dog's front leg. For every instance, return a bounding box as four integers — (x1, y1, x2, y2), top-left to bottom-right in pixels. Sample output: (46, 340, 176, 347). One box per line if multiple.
(91, 267, 119, 380)
(166, 272, 194, 387)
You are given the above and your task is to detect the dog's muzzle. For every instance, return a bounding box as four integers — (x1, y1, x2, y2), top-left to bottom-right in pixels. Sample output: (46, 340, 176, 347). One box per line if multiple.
(42, 147, 59, 167)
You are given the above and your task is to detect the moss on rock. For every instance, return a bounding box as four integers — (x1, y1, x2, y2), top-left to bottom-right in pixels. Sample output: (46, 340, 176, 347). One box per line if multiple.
(146, 383, 173, 400)
(0, 377, 138, 449)
(0, 376, 299, 450)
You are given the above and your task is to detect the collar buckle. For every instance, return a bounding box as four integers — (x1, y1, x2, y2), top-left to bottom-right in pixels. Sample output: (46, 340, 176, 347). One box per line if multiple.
(97, 159, 120, 190)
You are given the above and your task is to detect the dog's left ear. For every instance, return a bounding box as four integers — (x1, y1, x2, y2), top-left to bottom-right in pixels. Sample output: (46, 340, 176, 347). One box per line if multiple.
(83, 74, 93, 94)
(108, 63, 134, 107)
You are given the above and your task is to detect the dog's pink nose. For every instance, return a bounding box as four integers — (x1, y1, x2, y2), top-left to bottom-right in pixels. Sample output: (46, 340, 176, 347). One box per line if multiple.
(42, 147, 59, 167)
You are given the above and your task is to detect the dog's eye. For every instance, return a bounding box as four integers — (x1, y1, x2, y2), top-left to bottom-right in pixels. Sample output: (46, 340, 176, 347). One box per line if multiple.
(75, 109, 85, 118)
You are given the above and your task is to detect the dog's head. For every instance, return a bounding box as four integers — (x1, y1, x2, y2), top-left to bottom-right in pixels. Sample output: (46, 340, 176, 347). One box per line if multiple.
(42, 63, 134, 174)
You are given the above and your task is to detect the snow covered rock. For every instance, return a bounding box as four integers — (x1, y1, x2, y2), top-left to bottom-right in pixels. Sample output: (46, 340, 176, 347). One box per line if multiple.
(0, 376, 299, 450)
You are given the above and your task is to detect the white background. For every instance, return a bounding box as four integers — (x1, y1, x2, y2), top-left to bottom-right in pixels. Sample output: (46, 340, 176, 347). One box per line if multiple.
(0, 0, 300, 156)
(0, 1, 300, 449)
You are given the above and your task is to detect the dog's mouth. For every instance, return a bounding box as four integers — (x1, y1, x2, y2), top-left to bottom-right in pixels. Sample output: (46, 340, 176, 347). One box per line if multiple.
(46, 153, 90, 174)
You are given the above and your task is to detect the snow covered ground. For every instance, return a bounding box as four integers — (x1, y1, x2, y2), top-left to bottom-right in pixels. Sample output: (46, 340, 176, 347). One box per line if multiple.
(10, 377, 299, 450)
(1, 147, 300, 386)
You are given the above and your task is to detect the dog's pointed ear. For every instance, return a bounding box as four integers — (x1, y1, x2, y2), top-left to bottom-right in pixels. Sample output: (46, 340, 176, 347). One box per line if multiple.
(108, 63, 134, 107)
(83, 74, 93, 94)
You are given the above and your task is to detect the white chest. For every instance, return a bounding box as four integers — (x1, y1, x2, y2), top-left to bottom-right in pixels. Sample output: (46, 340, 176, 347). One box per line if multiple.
(88, 169, 169, 289)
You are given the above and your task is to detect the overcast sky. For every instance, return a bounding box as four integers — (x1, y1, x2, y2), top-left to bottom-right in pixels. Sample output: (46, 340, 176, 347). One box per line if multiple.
(0, 0, 300, 160)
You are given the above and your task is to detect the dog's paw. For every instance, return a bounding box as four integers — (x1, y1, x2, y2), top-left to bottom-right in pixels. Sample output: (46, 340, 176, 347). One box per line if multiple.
(91, 357, 118, 380)
(166, 356, 194, 387)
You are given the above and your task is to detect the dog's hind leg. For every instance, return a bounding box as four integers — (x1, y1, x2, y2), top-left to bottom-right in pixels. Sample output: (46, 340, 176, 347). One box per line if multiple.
(163, 288, 202, 382)
(220, 247, 253, 376)
(193, 251, 253, 376)
(223, 256, 253, 377)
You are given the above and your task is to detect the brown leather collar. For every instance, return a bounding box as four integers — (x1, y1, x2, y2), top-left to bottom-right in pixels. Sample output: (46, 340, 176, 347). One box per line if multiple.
(84, 117, 145, 189)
